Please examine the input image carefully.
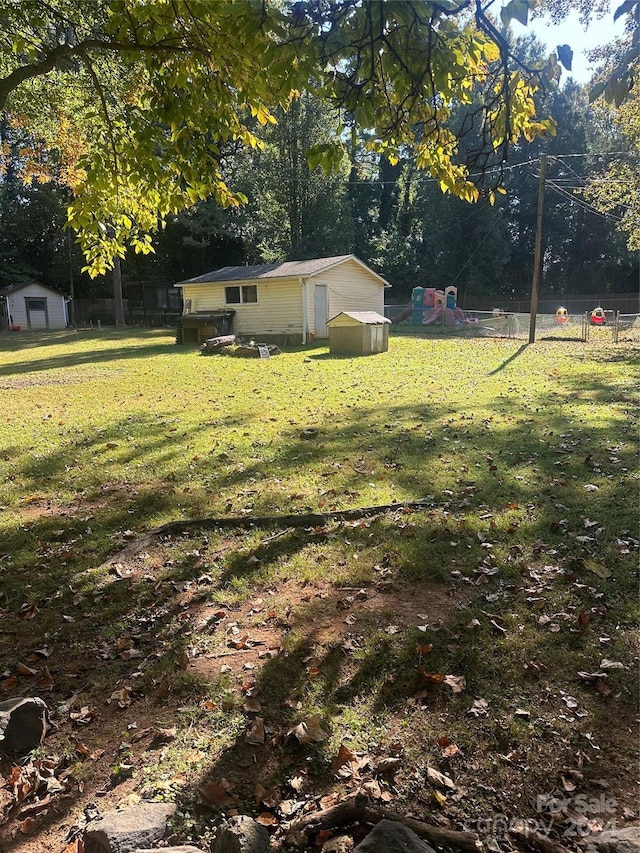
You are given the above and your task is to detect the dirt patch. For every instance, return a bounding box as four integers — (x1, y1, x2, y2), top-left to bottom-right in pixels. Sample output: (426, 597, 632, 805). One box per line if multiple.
(1, 528, 637, 853)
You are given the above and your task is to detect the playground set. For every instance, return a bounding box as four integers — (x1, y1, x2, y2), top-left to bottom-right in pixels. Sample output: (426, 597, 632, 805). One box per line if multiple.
(391, 288, 630, 341)
(395, 286, 476, 327)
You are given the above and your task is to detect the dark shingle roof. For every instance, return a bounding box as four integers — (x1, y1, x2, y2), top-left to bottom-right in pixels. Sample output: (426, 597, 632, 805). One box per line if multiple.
(176, 255, 388, 286)
(0, 280, 64, 297)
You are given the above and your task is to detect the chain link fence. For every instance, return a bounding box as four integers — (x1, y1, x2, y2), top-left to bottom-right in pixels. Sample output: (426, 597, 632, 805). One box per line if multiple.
(386, 306, 640, 343)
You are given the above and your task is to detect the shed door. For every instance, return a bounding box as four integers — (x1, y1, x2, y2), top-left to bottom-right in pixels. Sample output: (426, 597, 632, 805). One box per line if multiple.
(314, 285, 328, 338)
(371, 325, 384, 352)
(26, 298, 48, 329)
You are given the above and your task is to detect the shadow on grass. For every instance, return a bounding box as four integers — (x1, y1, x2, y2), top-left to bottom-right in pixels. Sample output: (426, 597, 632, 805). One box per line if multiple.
(488, 343, 529, 374)
(0, 357, 638, 850)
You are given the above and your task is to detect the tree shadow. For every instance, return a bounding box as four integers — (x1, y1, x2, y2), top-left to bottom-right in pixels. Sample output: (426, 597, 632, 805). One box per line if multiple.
(0, 346, 637, 850)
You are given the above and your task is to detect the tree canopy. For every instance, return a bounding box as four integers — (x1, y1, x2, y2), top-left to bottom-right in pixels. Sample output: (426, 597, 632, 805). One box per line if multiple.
(0, 0, 572, 275)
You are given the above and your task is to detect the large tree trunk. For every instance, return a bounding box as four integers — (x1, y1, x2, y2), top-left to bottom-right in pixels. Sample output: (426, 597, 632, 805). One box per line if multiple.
(112, 255, 126, 327)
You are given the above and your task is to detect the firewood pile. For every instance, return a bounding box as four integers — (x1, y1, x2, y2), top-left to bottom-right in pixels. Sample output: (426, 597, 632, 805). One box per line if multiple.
(199, 335, 281, 357)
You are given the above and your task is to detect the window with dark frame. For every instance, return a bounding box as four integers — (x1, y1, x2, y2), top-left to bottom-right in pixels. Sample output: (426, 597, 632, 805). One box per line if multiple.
(225, 285, 257, 305)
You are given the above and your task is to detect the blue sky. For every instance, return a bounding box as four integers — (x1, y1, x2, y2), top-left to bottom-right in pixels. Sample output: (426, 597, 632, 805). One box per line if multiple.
(512, 6, 627, 84)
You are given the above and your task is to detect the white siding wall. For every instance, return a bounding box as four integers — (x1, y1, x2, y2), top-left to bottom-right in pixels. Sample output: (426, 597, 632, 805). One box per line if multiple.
(5, 284, 68, 329)
(180, 278, 303, 338)
(308, 260, 386, 338)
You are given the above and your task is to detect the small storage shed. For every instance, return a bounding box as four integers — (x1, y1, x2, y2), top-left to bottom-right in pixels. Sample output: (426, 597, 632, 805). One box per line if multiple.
(327, 311, 391, 355)
(0, 281, 69, 331)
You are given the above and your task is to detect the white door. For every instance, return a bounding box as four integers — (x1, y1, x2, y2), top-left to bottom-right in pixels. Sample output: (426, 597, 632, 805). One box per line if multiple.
(314, 285, 328, 338)
(371, 325, 384, 352)
(26, 298, 48, 329)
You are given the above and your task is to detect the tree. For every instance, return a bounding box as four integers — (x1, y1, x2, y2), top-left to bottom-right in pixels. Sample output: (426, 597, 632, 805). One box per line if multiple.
(231, 93, 353, 261)
(0, 0, 563, 275)
(584, 67, 640, 252)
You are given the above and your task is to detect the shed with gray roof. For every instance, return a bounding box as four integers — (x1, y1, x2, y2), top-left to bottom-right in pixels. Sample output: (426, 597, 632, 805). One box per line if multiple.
(0, 281, 69, 331)
(174, 255, 389, 345)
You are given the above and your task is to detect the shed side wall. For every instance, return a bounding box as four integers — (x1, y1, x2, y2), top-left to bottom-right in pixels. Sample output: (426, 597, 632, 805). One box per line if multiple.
(180, 278, 303, 339)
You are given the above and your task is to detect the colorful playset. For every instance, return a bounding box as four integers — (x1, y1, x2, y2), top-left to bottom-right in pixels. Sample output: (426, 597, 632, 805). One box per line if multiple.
(406, 286, 475, 327)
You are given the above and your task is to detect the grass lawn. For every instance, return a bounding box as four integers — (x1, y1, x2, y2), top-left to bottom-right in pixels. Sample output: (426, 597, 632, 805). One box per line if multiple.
(0, 328, 638, 852)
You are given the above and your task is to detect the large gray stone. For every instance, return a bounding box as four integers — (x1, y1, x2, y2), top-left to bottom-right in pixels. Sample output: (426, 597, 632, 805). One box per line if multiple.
(585, 827, 640, 853)
(210, 815, 270, 853)
(353, 820, 438, 853)
(84, 802, 176, 853)
(0, 697, 48, 756)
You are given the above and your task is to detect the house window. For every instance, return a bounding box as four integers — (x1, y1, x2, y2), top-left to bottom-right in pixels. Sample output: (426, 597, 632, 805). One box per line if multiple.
(26, 298, 46, 311)
(225, 285, 257, 305)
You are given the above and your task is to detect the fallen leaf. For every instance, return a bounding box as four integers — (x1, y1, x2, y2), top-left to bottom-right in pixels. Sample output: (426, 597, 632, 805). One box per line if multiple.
(255, 812, 278, 826)
(443, 675, 466, 693)
(331, 744, 360, 779)
(289, 775, 305, 792)
(16, 662, 39, 676)
(584, 559, 611, 579)
(19, 817, 38, 834)
(287, 715, 328, 744)
(107, 687, 132, 708)
(468, 698, 489, 717)
(419, 671, 445, 684)
(426, 767, 456, 790)
(198, 778, 238, 809)
(577, 611, 590, 628)
(255, 784, 282, 809)
(69, 706, 97, 725)
(246, 717, 265, 745)
(19, 603, 39, 620)
(360, 778, 382, 799)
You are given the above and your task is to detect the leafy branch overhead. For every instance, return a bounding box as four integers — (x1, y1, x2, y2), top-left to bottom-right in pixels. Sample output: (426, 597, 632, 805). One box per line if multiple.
(0, 0, 634, 273)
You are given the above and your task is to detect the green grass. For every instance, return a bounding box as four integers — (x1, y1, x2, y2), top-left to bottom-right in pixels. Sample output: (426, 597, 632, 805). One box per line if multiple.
(0, 328, 637, 848)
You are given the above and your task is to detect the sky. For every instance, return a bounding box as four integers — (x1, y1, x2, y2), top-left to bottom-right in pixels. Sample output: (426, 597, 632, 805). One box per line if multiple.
(511, 6, 627, 84)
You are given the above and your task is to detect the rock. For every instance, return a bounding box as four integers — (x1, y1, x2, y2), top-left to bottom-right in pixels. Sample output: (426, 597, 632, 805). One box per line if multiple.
(585, 827, 640, 853)
(0, 697, 48, 756)
(210, 815, 270, 853)
(322, 836, 355, 852)
(353, 820, 438, 853)
(84, 802, 176, 853)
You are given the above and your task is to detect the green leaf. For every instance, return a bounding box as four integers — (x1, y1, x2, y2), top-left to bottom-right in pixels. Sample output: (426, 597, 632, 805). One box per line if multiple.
(500, 6, 512, 26)
(557, 44, 573, 71)
(588, 81, 607, 103)
(507, 0, 530, 27)
(613, 0, 636, 21)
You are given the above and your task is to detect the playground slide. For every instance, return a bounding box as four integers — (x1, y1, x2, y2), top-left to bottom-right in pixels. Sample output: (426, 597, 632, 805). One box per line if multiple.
(422, 308, 443, 325)
(393, 302, 413, 323)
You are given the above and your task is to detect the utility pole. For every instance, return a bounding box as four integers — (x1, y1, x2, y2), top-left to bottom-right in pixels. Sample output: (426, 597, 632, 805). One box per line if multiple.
(529, 153, 547, 344)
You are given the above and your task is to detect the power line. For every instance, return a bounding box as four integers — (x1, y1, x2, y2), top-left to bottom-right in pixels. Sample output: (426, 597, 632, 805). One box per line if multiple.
(546, 180, 624, 222)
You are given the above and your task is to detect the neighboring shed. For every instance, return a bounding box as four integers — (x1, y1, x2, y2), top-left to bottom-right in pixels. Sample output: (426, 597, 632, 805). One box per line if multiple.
(0, 281, 69, 331)
(327, 311, 391, 356)
(174, 255, 389, 344)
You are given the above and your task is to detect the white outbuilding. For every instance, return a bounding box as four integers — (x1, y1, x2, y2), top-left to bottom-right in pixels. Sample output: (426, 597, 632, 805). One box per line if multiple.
(174, 255, 389, 345)
(0, 281, 69, 331)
